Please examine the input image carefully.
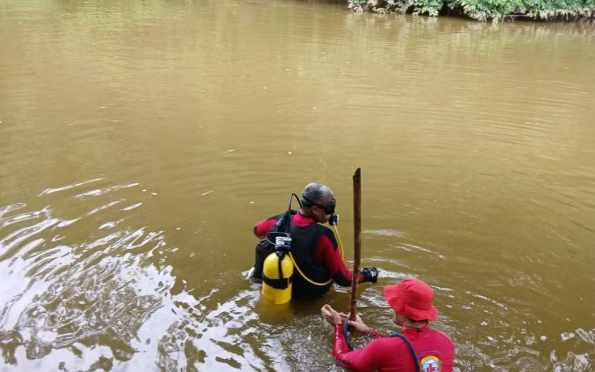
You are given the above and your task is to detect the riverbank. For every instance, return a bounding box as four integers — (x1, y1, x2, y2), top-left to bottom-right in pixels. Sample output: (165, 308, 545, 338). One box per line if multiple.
(348, 0, 595, 21)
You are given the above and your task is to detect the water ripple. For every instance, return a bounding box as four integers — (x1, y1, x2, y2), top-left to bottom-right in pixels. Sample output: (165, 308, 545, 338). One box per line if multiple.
(38, 179, 104, 197)
(0, 185, 185, 371)
(75, 183, 140, 199)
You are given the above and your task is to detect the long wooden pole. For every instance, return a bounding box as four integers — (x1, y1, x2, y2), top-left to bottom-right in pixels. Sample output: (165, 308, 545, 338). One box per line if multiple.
(349, 168, 362, 320)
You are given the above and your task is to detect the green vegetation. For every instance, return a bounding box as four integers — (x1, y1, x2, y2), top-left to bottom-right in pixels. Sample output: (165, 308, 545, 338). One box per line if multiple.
(349, 0, 595, 21)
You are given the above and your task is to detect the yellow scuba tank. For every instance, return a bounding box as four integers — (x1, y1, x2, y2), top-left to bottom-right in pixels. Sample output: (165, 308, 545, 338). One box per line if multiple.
(262, 249, 294, 304)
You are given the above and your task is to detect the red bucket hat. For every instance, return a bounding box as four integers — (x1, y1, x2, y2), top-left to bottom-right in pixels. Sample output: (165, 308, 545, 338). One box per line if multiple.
(383, 278, 438, 321)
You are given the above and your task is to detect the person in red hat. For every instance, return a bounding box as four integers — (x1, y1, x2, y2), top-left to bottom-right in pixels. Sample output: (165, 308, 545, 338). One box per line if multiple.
(321, 278, 454, 372)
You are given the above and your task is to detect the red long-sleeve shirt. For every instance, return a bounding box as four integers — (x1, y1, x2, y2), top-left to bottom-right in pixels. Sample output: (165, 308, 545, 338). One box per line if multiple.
(254, 213, 364, 285)
(332, 324, 454, 372)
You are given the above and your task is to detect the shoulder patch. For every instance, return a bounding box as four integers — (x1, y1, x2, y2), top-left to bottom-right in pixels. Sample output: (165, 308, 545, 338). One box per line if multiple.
(420, 356, 442, 372)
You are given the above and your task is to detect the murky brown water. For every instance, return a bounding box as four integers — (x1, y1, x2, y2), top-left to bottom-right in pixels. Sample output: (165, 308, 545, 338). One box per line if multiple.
(1, 0, 595, 371)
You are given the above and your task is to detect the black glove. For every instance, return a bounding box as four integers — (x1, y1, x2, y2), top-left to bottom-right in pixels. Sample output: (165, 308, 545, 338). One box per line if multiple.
(361, 267, 378, 283)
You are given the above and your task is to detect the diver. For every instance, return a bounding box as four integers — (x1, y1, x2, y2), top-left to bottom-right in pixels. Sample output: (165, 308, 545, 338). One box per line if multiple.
(251, 183, 378, 301)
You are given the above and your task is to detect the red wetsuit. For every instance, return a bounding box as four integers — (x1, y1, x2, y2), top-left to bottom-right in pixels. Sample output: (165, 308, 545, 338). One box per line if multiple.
(254, 213, 364, 285)
(332, 325, 454, 372)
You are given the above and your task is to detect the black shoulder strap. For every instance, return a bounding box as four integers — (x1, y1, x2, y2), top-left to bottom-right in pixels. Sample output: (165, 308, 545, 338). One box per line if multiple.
(321, 228, 338, 250)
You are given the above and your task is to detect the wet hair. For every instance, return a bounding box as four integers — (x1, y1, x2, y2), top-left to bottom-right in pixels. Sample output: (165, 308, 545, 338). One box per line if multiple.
(301, 183, 333, 208)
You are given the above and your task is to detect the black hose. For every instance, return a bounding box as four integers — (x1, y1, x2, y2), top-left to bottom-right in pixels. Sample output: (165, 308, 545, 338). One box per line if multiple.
(288, 193, 302, 210)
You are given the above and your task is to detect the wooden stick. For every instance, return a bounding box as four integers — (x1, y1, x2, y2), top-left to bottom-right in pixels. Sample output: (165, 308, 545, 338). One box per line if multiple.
(349, 168, 362, 320)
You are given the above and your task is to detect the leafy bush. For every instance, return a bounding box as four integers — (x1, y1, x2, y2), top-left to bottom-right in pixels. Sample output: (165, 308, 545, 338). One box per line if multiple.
(348, 0, 595, 20)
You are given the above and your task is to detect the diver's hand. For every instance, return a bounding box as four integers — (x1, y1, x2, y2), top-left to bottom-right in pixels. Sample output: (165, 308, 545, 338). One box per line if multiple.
(361, 267, 378, 283)
(339, 313, 370, 333)
(321, 304, 342, 325)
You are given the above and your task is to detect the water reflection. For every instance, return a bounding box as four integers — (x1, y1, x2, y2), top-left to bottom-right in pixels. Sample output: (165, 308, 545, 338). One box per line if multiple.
(0, 179, 594, 371)
(0, 181, 292, 371)
(0, 183, 180, 371)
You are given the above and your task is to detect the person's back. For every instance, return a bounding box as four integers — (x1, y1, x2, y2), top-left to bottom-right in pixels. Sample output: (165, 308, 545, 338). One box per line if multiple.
(337, 327, 453, 372)
(322, 278, 455, 372)
(287, 216, 334, 299)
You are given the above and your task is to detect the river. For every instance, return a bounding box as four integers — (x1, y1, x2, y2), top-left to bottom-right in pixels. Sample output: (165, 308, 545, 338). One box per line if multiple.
(1, 0, 594, 371)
